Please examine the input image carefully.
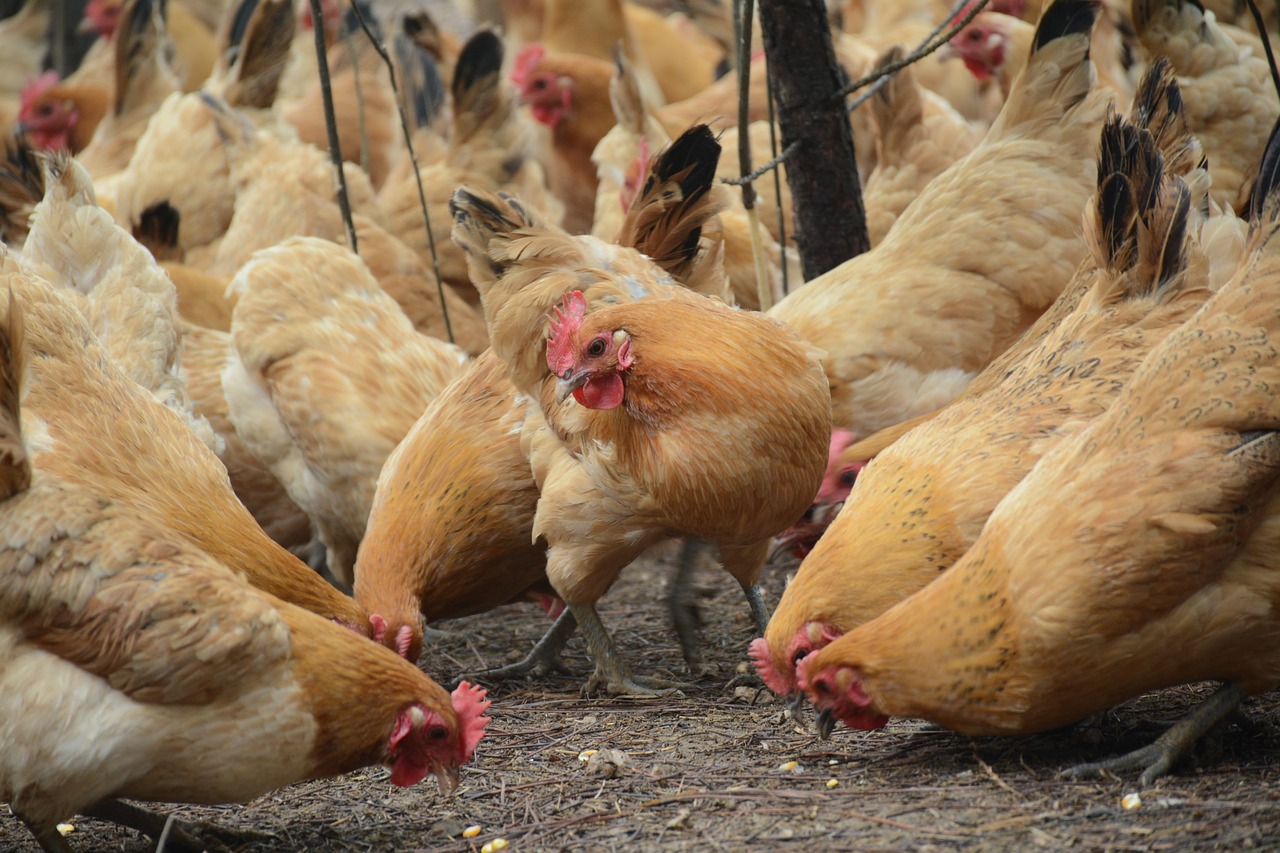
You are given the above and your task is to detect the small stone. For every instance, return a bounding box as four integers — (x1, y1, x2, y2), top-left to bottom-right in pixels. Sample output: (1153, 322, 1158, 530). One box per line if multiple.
(584, 748, 629, 777)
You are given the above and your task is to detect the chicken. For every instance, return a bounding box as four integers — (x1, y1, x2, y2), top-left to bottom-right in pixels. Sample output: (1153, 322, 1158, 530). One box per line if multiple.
(757, 64, 1225, 700)
(590, 50, 795, 309)
(943, 2, 1136, 107)
(356, 125, 736, 664)
(6, 162, 372, 634)
(449, 134, 832, 695)
(379, 29, 563, 301)
(0, 288, 491, 852)
(770, 0, 1112, 439)
(862, 45, 982, 246)
(14, 71, 111, 155)
(1132, 0, 1280, 210)
(512, 43, 774, 234)
(80, 0, 217, 93)
(798, 118, 1280, 786)
(73, 0, 183, 181)
(222, 237, 471, 588)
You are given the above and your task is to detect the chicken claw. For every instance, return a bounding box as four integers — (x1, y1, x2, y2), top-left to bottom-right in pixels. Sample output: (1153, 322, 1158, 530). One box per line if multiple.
(464, 608, 580, 684)
(77, 799, 273, 853)
(1060, 683, 1246, 787)
(573, 604, 690, 697)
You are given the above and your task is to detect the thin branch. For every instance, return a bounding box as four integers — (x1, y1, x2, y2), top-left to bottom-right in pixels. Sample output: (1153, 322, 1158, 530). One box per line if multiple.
(835, 0, 988, 107)
(309, 0, 358, 254)
(720, 140, 799, 186)
(733, 0, 775, 310)
(345, 0, 454, 344)
(765, 64, 789, 296)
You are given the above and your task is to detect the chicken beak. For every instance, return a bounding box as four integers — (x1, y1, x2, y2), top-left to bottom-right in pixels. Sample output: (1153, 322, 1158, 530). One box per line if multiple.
(937, 42, 958, 62)
(555, 369, 589, 404)
(816, 708, 837, 740)
(788, 691, 808, 717)
(431, 762, 461, 796)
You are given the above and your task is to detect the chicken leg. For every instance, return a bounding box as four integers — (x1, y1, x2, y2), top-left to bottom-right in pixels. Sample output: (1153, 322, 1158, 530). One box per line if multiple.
(1060, 682, 1247, 787)
(465, 608, 580, 683)
(575, 603, 690, 697)
(669, 537, 773, 677)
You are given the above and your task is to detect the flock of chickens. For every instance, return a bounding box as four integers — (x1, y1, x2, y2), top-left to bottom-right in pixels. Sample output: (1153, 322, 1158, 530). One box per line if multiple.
(1, 0, 1280, 848)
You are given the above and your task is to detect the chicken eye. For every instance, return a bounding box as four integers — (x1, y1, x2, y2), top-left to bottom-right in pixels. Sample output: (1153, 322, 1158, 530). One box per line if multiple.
(587, 338, 607, 358)
(531, 78, 548, 91)
(792, 646, 810, 666)
(36, 103, 54, 117)
(838, 469, 856, 487)
(968, 30, 983, 42)
(427, 725, 448, 741)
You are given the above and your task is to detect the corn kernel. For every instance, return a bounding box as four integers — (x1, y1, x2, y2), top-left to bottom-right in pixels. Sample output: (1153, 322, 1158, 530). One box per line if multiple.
(481, 840, 510, 853)
(463, 825, 482, 838)
(778, 760, 801, 773)
(56, 824, 75, 836)
(577, 749, 598, 762)
(826, 779, 839, 789)
(1121, 793, 1142, 810)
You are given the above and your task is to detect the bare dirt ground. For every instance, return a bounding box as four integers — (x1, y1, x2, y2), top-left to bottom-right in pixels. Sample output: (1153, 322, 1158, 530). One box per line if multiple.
(4, 549, 1280, 853)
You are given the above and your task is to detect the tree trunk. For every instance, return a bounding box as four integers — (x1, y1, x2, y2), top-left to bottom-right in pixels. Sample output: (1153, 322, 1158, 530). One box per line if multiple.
(757, 0, 868, 281)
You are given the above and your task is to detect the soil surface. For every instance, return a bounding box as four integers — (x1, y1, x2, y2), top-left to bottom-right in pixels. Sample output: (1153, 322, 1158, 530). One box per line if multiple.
(5, 550, 1280, 852)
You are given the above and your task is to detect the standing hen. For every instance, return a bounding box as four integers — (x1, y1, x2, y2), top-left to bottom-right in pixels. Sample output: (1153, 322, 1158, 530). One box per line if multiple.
(355, 126, 737, 665)
(799, 119, 1280, 784)
(756, 63, 1222, 701)
(450, 141, 831, 694)
(0, 287, 490, 853)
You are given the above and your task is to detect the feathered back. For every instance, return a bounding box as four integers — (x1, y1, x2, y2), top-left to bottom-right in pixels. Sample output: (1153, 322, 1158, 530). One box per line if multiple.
(0, 287, 29, 503)
(614, 124, 729, 298)
(868, 46, 924, 169)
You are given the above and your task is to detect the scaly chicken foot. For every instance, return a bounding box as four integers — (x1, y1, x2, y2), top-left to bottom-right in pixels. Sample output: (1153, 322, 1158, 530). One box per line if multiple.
(1060, 682, 1247, 787)
(465, 608, 579, 683)
(80, 799, 232, 852)
(723, 584, 774, 690)
(668, 537, 713, 677)
(574, 603, 690, 697)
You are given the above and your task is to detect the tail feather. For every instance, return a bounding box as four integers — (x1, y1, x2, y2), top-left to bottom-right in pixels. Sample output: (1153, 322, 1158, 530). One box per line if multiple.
(448, 188, 543, 289)
(394, 27, 445, 130)
(1127, 56, 1203, 179)
(0, 136, 45, 247)
(222, 0, 294, 110)
(0, 288, 29, 503)
(450, 29, 507, 145)
(987, 0, 1101, 140)
(615, 124, 726, 283)
(115, 0, 168, 117)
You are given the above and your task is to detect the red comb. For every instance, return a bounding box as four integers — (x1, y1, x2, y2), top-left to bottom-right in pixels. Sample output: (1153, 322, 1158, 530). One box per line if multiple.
(512, 43, 547, 87)
(748, 637, 792, 696)
(546, 291, 588, 376)
(451, 681, 492, 762)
